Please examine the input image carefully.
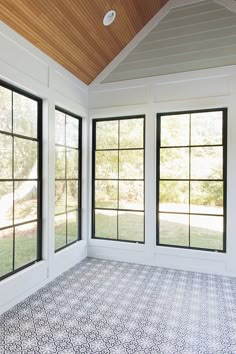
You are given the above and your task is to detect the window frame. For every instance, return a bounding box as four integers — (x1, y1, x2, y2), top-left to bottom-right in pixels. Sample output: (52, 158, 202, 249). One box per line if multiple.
(92, 115, 145, 244)
(0, 79, 43, 281)
(156, 108, 227, 253)
(54, 106, 82, 252)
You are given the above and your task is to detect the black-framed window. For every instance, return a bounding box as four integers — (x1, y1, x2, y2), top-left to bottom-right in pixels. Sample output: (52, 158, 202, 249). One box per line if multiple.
(92, 116, 145, 243)
(157, 108, 227, 252)
(55, 107, 82, 251)
(0, 80, 42, 280)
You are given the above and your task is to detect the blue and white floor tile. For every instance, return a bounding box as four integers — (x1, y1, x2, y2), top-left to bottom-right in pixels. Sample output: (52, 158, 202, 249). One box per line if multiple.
(1, 258, 236, 354)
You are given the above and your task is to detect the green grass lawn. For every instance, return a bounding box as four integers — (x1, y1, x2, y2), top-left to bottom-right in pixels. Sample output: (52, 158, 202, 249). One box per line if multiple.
(0, 234, 36, 277)
(55, 214, 78, 250)
(95, 211, 222, 249)
(1, 211, 222, 278)
(95, 211, 144, 242)
(160, 219, 223, 250)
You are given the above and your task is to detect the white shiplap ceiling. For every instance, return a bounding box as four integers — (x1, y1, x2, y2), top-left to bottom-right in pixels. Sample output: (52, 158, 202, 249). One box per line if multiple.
(102, 0, 236, 83)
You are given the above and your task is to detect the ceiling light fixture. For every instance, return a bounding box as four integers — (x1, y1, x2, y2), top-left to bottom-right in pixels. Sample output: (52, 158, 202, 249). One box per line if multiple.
(103, 10, 116, 26)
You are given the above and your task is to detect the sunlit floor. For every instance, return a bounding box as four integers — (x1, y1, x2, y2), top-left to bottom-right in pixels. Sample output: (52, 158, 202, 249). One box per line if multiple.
(1, 258, 236, 354)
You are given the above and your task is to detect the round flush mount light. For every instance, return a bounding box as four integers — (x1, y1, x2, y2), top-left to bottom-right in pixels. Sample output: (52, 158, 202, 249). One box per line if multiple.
(103, 10, 116, 26)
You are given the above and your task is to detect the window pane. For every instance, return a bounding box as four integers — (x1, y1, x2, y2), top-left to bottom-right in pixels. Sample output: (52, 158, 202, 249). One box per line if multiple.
(0, 86, 12, 132)
(190, 181, 223, 215)
(14, 181, 37, 224)
(55, 214, 66, 250)
(0, 228, 13, 277)
(55, 146, 65, 179)
(55, 181, 66, 214)
(0, 182, 13, 228)
(191, 147, 223, 179)
(15, 222, 37, 269)
(55, 109, 81, 252)
(191, 111, 222, 146)
(160, 181, 189, 213)
(119, 181, 144, 210)
(120, 118, 143, 149)
(95, 180, 117, 209)
(119, 150, 143, 180)
(55, 110, 65, 145)
(66, 115, 78, 148)
(14, 138, 37, 179)
(67, 211, 78, 243)
(95, 210, 117, 239)
(118, 211, 144, 242)
(0, 133, 12, 179)
(161, 114, 189, 147)
(67, 180, 78, 211)
(190, 215, 223, 250)
(96, 121, 118, 149)
(13, 92, 37, 138)
(159, 213, 189, 247)
(160, 148, 189, 179)
(95, 151, 118, 179)
(67, 148, 78, 179)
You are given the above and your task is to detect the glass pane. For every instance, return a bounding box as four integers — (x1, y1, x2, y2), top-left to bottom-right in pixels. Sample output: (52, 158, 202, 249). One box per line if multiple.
(95, 180, 117, 209)
(67, 148, 78, 179)
(67, 211, 78, 243)
(159, 213, 189, 246)
(0, 182, 13, 228)
(95, 151, 118, 179)
(67, 180, 78, 211)
(161, 114, 189, 147)
(0, 133, 12, 179)
(55, 110, 65, 145)
(160, 148, 189, 179)
(160, 181, 189, 213)
(190, 181, 223, 215)
(191, 147, 223, 179)
(120, 118, 144, 149)
(13, 92, 37, 138)
(96, 120, 118, 149)
(119, 181, 144, 210)
(0, 86, 12, 132)
(118, 211, 144, 242)
(14, 138, 37, 179)
(14, 181, 37, 224)
(119, 150, 144, 180)
(15, 222, 37, 269)
(190, 215, 223, 250)
(66, 115, 78, 148)
(55, 146, 65, 179)
(0, 228, 13, 277)
(191, 111, 222, 146)
(55, 214, 66, 250)
(95, 210, 117, 239)
(55, 181, 66, 214)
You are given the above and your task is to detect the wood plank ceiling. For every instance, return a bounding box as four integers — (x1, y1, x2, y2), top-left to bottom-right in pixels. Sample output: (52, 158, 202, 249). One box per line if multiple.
(0, 0, 169, 85)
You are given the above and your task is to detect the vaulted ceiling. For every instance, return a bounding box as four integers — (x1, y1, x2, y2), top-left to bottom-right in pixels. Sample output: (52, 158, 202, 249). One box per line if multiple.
(103, 0, 236, 83)
(0, 0, 169, 85)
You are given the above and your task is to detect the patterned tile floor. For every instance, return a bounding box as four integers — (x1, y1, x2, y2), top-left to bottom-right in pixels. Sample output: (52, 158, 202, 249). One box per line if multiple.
(1, 257, 236, 354)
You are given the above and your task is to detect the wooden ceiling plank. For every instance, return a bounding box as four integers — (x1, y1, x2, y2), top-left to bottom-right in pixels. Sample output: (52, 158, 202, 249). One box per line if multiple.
(0, 3, 94, 82)
(0, 0, 169, 84)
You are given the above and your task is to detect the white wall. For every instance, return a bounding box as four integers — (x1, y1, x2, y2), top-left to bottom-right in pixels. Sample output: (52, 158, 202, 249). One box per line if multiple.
(0, 22, 88, 315)
(1, 16, 236, 316)
(88, 65, 236, 277)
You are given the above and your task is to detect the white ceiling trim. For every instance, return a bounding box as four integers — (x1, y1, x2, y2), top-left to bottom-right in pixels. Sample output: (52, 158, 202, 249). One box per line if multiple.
(91, 0, 206, 86)
(214, 0, 236, 12)
(89, 65, 236, 92)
